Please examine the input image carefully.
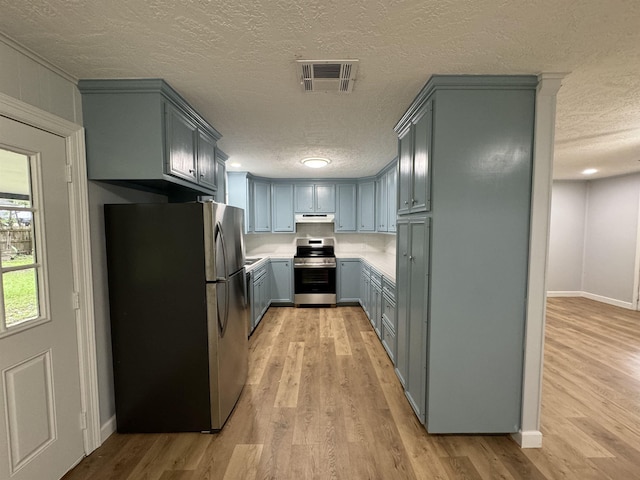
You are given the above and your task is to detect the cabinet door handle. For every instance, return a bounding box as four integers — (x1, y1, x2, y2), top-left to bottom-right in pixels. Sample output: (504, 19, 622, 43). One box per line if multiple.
(189, 169, 196, 175)
(404, 200, 408, 205)
(411, 198, 416, 204)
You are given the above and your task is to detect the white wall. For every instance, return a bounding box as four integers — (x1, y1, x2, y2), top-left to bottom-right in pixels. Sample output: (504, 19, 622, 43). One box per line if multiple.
(88, 182, 167, 425)
(0, 35, 82, 124)
(244, 223, 396, 257)
(582, 174, 640, 306)
(547, 181, 587, 293)
(548, 174, 640, 308)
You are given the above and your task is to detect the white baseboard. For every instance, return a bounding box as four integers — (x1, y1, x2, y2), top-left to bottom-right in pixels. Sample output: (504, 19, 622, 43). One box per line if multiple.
(581, 292, 634, 310)
(511, 430, 542, 448)
(547, 291, 582, 297)
(547, 291, 635, 310)
(100, 415, 116, 443)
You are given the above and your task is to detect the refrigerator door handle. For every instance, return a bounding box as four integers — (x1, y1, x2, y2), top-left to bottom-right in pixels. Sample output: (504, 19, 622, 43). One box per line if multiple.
(216, 222, 230, 336)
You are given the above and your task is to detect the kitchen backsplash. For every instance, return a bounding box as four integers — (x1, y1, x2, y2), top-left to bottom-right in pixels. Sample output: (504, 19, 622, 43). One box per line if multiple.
(244, 224, 396, 257)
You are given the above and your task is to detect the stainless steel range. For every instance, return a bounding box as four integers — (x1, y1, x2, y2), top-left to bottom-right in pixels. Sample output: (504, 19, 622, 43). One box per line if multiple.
(294, 238, 337, 306)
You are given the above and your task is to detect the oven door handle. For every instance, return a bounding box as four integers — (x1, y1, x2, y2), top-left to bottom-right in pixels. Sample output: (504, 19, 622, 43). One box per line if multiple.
(294, 264, 337, 269)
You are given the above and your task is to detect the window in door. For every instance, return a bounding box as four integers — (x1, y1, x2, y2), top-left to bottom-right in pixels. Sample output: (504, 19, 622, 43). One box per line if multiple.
(0, 148, 48, 335)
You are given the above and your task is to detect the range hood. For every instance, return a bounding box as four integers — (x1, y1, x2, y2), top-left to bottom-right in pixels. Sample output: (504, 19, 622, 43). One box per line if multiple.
(295, 213, 335, 224)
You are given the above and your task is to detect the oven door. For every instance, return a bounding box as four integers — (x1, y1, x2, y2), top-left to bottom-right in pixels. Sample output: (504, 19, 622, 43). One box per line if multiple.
(294, 265, 336, 304)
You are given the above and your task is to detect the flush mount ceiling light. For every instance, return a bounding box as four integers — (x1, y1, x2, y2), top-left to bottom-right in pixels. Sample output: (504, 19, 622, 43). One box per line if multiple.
(301, 157, 331, 168)
(582, 168, 598, 175)
(229, 162, 241, 168)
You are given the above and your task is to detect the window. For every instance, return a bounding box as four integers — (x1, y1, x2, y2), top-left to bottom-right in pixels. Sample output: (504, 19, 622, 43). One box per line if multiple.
(0, 148, 47, 334)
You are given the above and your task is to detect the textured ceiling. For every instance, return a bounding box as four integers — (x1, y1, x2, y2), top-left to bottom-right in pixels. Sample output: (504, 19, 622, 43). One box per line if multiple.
(1, 1, 639, 180)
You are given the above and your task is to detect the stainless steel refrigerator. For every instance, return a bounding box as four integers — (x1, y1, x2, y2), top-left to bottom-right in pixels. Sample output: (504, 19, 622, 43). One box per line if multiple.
(104, 201, 248, 432)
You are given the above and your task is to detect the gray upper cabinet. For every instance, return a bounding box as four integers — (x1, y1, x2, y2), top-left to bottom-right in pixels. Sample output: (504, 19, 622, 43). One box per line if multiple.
(376, 175, 387, 232)
(315, 184, 335, 212)
(165, 102, 198, 182)
(374, 161, 398, 233)
(295, 184, 314, 212)
(197, 130, 217, 191)
(386, 166, 398, 232)
(78, 79, 222, 197)
(272, 184, 294, 232)
(335, 184, 357, 232)
(214, 149, 228, 203)
(394, 75, 537, 434)
(357, 181, 376, 231)
(398, 100, 432, 215)
(253, 181, 271, 232)
(295, 183, 335, 213)
(227, 172, 251, 232)
(230, 171, 394, 235)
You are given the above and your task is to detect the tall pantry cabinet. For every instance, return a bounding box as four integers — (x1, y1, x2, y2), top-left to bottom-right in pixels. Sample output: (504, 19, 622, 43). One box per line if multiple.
(394, 75, 537, 433)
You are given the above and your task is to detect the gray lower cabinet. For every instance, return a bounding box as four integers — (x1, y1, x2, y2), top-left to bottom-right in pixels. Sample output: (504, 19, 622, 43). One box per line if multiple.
(78, 79, 222, 198)
(251, 263, 270, 332)
(337, 259, 361, 303)
(381, 302, 396, 362)
(270, 259, 293, 303)
(396, 217, 430, 425)
(370, 269, 382, 337)
(360, 267, 370, 318)
(381, 277, 396, 362)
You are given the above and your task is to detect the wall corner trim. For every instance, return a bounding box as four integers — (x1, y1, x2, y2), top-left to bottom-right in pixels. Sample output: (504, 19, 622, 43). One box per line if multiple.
(511, 430, 543, 448)
(520, 72, 566, 437)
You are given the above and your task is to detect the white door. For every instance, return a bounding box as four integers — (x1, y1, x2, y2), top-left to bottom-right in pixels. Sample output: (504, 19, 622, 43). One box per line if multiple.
(0, 116, 85, 479)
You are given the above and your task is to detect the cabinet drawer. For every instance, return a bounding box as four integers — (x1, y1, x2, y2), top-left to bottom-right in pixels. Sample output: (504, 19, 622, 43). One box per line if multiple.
(370, 268, 382, 288)
(254, 264, 267, 280)
(362, 262, 371, 276)
(382, 277, 395, 302)
(381, 316, 396, 363)
(382, 292, 396, 332)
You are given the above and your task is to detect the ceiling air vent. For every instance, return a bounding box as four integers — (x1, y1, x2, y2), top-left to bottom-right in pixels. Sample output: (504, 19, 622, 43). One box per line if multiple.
(296, 59, 359, 93)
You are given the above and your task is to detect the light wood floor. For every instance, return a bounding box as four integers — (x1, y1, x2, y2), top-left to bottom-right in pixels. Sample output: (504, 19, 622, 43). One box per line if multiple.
(64, 298, 640, 479)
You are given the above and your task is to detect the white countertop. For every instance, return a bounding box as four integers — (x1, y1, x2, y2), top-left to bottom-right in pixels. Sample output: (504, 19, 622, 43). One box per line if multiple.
(244, 252, 396, 282)
(336, 252, 396, 282)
